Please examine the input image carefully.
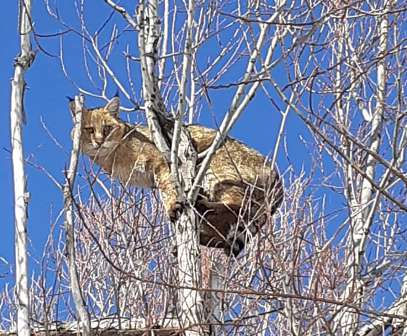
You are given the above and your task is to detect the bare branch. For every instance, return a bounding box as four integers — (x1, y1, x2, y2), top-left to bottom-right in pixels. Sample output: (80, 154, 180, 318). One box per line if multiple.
(62, 95, 91, 335)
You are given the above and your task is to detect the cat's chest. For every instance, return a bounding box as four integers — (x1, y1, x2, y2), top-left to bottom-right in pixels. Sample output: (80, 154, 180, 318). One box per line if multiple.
(111, 155, 154, 188)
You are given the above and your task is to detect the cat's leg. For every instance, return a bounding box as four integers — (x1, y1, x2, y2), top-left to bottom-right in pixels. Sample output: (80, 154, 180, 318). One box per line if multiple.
(196, 183, 249, 257)
(153, 163, 182, 220)
(195, 197, 241, 255)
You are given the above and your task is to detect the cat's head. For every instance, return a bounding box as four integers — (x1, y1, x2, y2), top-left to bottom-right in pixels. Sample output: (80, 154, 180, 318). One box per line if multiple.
(69, 96, 126, 156)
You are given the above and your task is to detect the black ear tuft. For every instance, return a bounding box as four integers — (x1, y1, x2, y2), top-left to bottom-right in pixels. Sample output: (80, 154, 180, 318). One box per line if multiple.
(67, 96, 76, 116)
(114, 89, 120, 98)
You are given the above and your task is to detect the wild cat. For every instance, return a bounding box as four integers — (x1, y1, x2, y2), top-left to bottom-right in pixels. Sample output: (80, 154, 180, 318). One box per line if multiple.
(70, 96, 283, 256)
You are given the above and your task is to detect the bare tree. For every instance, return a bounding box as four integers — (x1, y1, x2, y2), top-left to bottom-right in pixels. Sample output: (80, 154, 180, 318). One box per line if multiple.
(10, 1, 35, 335)
(135, 2, 205, 333)
(283, 1, 407, 333)
(63, 95, 91, 335)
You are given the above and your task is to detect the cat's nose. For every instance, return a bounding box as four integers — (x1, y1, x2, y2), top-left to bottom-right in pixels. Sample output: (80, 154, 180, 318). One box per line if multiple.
(93, 137, 104, 147)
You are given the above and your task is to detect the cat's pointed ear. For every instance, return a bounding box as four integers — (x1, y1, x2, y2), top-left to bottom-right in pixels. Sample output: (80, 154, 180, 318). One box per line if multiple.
(105, 96, 120, 117)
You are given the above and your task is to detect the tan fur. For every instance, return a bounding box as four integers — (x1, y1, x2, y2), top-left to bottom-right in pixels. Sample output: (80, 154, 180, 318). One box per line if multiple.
(71, 97, 283, 255)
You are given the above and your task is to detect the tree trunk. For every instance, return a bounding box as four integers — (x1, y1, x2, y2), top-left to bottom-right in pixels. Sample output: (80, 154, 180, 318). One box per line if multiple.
(10, 1, 35, 335)
(136, 1, 206, 334)
(334, 2, 393, 331)
(63, 95, 91, 335)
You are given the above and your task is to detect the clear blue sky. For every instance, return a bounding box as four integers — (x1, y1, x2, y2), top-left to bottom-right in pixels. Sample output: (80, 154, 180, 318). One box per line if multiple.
(0, 1, 311, 284)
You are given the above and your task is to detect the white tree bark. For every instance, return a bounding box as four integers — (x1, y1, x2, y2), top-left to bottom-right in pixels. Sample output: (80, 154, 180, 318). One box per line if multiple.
(208, 260, 225, 335)
(171, 0, 207, 334)
(63, 95, 91, 335)
(334, 2, 393, 331)
(136, 1, 206, 334)
(10, 1, 35, 335)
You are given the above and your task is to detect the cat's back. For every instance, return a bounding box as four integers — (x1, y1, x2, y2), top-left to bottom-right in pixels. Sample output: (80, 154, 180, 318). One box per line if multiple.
(186, 124, 271, 184)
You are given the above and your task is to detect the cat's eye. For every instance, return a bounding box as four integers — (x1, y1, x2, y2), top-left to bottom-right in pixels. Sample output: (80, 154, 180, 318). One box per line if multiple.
(85, 127, 95, 134)
(103, 125, 113, 137)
